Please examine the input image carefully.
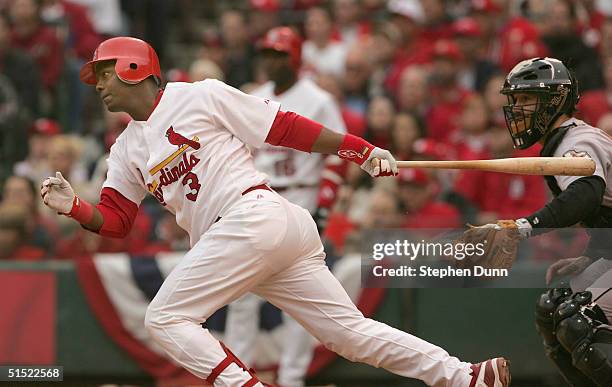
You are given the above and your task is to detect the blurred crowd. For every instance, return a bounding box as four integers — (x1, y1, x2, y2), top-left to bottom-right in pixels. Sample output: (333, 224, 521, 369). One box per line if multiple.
(1, 0, 611, 261)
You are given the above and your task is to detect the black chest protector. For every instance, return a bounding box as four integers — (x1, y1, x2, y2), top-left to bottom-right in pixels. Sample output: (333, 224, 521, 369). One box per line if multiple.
(539, 124, 574, 196)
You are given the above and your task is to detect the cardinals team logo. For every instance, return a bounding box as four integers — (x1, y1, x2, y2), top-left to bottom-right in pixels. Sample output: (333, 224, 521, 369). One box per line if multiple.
(147, 126, 202, 205)
(166, 126, 200, 150)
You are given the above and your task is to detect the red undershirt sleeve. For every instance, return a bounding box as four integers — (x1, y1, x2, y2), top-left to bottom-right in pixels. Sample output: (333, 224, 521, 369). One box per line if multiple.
(92, 187, 139, 238)
(265, 110, 323, 152)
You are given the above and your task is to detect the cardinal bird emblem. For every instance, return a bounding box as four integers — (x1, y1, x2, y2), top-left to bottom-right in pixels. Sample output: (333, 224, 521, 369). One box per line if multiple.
(166, 126, 200, 150)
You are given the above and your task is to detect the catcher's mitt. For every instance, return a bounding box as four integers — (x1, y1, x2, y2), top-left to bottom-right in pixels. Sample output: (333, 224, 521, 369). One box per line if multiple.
(454, 220, 520, 271)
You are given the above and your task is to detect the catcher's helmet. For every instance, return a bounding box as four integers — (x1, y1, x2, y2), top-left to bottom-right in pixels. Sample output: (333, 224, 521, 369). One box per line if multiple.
(259, 27, 302, 70)
(79, 37, 161, 86)
(500, 57, 579, 149)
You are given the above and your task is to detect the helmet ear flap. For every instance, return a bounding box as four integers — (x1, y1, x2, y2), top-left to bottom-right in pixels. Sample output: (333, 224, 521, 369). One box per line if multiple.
(115, 57, 145, 84)
(569, 71, 580, 108)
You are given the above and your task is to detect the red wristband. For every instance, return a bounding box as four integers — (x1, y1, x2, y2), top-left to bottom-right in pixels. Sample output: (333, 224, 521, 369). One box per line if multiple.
(66, 196, 95, 224)
(337, 134, 374, 166)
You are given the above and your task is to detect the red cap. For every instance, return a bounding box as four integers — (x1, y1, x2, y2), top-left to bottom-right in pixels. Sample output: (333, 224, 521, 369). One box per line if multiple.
(259, 27, 302, 70)
(470, 0, 501, 14)
(30, 118, 60, 136)
(432, 40, 463, 61)
(453, 17, 482, 37)
(250, 0, 280, 12)
(398, 168, 429, 185)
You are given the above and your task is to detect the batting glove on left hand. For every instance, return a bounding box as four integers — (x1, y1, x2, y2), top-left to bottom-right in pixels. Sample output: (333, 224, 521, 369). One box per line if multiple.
(361, 147, 398, 177)
(337, 134, 398, 177)
(41, 172, 75, 214)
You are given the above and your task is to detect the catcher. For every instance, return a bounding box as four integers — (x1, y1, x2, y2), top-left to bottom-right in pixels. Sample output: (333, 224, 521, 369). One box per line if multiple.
(458, 57, 611, 386)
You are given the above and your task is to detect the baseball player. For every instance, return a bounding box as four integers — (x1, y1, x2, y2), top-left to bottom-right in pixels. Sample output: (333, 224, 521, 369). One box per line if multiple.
(224, 27, 347, 387)
(480, 57, 611, 386)
(41, 37, 509, 387)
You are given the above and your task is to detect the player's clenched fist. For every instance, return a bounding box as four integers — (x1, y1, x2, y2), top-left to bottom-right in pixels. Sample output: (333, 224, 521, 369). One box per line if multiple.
(337, 134, 398, 177)
(41, 172, 76, 214)
(361, 147, 398, 177)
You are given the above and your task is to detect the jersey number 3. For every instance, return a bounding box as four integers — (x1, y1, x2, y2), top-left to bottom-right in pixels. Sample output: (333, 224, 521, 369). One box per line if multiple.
(182, 172, 201, 201)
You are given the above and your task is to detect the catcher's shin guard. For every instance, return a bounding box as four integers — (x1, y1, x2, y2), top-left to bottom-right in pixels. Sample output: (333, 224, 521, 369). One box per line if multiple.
(206, 341, 276, 387)
(535, 288, 594, 386)
(555, 292, 612, 386)
(536, 287, 573, 345)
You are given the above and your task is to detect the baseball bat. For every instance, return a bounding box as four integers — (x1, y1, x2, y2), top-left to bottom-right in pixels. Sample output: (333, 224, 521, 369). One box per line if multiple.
(396, 157, 595, 176)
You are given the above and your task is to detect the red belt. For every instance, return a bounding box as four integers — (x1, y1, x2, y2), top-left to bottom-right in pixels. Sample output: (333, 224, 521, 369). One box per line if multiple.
(242, 184, 272, 196)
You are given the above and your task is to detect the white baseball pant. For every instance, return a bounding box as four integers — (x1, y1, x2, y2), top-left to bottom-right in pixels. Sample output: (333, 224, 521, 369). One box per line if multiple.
(225, 293, 313, 387)
(144, 189, 473, 387)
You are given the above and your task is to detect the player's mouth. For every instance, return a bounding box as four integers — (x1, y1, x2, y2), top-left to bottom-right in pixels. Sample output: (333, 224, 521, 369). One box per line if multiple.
(102, 94, 112, 104)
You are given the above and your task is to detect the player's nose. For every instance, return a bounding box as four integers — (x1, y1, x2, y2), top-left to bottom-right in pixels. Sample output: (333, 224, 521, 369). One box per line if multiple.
(95, 77, 105, 93)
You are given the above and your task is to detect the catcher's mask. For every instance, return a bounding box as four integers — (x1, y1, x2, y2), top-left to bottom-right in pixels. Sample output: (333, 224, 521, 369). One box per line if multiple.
(500, 57, 579, 149)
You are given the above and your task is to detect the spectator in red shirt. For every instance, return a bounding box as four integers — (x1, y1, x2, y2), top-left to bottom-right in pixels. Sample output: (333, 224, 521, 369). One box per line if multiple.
(577, 54, 612, 125)
(0, 204, 45, 261)
(495, 4, 548, 72)
(399, 168, 462, 229)
(454, 126, 547, 225)
(469, 0, 548, 72)
(9, 0, 63, 91)
(425, 40, 473, 143)
(454, 94, 491, 159)
(384, 0, 431, 95)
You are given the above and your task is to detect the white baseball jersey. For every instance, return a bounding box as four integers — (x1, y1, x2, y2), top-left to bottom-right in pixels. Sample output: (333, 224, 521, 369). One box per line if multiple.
(251, 78, 346, 211)
(103, 80, 281, 247)
(99, 80, 477, 387)
(553, 118, 612, 207)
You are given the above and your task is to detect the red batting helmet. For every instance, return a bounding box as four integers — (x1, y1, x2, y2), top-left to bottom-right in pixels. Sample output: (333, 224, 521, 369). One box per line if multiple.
(259, 27, 302, 70)
(79, 37, 161, 85)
